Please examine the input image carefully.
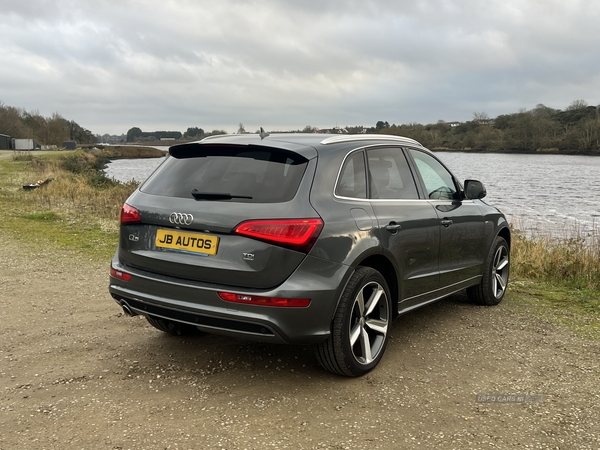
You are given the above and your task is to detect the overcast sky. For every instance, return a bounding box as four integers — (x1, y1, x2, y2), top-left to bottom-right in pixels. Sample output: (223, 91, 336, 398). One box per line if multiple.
(2, 0, 599, 135)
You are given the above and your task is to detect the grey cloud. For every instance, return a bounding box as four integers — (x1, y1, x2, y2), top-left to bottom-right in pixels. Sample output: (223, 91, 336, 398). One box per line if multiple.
(1, 0, 599, 134)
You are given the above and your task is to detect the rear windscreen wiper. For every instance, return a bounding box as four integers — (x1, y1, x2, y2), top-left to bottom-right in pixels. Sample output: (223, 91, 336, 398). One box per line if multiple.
(191, 189, 253, 200)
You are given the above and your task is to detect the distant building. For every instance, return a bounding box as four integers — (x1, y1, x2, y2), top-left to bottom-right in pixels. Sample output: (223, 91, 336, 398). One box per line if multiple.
(14, 139, 37, 150)
(446, 122, 462, 127)
(0, 134, 14, 150)
(62, 141, 77, 150)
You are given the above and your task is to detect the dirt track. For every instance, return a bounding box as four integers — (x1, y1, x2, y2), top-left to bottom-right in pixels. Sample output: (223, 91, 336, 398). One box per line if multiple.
(1, 231, 599, 449)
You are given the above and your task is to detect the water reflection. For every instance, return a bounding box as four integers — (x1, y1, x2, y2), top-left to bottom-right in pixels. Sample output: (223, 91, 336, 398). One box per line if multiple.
(104, 157, 166, 183)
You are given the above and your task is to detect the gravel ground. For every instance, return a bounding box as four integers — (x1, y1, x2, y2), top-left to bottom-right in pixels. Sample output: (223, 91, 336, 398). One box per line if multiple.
(1, 231, 599, 450)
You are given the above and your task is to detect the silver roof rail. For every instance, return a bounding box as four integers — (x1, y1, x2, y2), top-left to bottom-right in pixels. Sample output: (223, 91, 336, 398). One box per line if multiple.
(320, 134, 424, 147)
(200, 134, 241, 142)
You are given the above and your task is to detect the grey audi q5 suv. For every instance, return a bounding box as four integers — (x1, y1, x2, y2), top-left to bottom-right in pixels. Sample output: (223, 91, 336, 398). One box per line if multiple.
(109, 133, 510, 376)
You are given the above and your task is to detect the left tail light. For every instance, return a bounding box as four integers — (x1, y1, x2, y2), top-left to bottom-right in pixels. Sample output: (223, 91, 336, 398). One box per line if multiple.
(110, 267, 131, 281)
(120, 203, 141, 224)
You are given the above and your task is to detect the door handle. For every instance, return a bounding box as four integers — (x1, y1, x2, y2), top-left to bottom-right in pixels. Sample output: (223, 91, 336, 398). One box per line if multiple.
(441, 219, 453, 227)
(385, 222, 402, 233)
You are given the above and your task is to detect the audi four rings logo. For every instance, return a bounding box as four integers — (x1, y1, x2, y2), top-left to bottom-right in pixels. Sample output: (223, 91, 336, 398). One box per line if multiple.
(169, 212, 194, 225)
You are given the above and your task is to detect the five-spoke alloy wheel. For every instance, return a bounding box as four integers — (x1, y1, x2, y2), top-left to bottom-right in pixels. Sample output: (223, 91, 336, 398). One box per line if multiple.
(468, 236, 510, 306)
(316, 267, 391, 376)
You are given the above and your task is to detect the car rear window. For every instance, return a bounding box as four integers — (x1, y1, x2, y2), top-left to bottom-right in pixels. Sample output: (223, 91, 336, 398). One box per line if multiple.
(140, 144, 308, 203)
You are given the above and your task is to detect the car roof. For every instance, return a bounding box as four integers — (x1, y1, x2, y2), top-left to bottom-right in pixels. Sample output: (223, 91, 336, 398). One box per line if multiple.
(169, 133, 427, 159)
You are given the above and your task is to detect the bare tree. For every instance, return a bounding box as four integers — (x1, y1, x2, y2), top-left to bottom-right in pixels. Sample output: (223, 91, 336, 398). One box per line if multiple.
(472, 112, 490, 122)
(46, 112, 70, 146)
(0, 102, 30, 137)
(567, 99, 588, 111)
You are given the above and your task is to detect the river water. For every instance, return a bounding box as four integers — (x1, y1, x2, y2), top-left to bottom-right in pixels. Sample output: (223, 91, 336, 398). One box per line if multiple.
(104, 152, 600, 238)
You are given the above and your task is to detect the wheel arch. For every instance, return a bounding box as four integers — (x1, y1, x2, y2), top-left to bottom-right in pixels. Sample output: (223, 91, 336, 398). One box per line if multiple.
(497, 225, 511, 249)
(354, 254, 399, 317)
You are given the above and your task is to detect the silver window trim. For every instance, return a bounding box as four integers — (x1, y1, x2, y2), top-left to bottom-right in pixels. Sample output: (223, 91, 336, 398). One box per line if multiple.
(333, 144, 423, 201)
(333, 144, 473, 203)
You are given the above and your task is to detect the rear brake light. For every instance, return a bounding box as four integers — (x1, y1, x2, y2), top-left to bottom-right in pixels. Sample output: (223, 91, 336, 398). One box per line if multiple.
(110, 267, 132, 281)
(218, 292, 311, 308)
(234, 218, 323, 253)
(121, 203, 141, 224)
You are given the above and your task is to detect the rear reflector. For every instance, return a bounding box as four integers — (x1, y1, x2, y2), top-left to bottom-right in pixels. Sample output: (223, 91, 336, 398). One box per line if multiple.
(218, 292, 311, 308)
(110, 267, 132, 281)
(234, 218, 323, 253)
(120, 203, 141, 224)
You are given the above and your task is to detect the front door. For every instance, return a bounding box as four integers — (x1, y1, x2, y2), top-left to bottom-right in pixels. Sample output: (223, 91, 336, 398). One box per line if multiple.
(408, 149, 486, 291)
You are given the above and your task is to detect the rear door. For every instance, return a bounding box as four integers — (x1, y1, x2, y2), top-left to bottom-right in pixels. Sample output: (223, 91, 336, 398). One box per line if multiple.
(365, 146, 440, 303)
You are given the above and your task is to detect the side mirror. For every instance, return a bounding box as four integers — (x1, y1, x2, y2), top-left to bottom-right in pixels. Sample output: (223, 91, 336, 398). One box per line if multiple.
(464, 179, 487, 199)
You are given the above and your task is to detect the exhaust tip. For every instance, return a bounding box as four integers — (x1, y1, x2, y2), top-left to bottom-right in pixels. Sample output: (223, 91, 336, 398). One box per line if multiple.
(121, 303, 134, 317)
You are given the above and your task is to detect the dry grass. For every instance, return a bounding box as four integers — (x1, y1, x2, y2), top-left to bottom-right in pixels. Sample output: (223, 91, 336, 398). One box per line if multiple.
(511, 217, 600, 290)
(19, 151, 140, 222)
(34, 172, 137, 222)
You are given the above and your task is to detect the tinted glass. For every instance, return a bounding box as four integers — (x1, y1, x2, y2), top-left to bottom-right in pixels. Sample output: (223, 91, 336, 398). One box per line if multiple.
(367, 147, 418, 199)
(141, 147, 308, 203)
(335, 151, 367, 198)
(409, 149, 457, 200)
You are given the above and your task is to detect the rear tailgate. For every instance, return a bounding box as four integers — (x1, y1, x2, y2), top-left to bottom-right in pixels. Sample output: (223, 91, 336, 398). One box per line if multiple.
(117, 143, 320, 290)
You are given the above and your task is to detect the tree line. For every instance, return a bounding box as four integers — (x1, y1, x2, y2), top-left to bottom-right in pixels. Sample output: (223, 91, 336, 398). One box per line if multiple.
(3, 99, 599, 153)
(375, 100, 600, 154)
(126, 127, 228, 142)
(0, 102, 96, 146)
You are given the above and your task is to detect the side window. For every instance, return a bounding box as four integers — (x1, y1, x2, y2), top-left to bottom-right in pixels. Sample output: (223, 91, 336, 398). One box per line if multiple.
(409, 149, 457, 200)
(335, 151, 367, 199)
(366, 147, 418, 200)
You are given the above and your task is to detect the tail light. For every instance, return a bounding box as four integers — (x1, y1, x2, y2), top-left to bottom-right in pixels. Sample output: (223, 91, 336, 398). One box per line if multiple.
(120, 203, 141, 224)
(110, 267, 132, 281)
(218, 292, 311, 308)
(234, 218, 323, 253)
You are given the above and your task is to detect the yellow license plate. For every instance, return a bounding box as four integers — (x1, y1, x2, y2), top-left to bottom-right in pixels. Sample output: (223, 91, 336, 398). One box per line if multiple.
(155, 229, 219, 256)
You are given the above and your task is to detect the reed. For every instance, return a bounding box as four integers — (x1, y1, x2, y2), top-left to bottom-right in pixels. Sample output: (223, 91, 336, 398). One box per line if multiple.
(12, 150, 34, 161)
(511, 218, 600, 290)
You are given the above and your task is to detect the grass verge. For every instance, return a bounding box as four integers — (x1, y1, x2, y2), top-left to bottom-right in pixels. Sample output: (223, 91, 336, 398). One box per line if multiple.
(507, 280, 599, 341)
(0, 149, 155, 261)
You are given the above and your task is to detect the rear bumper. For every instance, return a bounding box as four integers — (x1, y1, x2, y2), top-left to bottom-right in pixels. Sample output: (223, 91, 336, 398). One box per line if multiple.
(109, 254, 351, 345)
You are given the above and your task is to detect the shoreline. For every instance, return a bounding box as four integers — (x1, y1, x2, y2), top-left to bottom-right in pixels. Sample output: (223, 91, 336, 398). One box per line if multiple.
(430, 147, 600, 156)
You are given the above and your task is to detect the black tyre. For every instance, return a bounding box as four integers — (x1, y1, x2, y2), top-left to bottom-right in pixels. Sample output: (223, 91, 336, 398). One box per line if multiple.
(146, 316, 200, 336)
(316, 267, 392, 377)
(467, 236, 510, 306)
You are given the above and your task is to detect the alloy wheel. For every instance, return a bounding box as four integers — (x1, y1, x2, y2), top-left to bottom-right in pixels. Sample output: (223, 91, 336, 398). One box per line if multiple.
(348, 281, 389, 365)
(492, 245, 509, 299)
